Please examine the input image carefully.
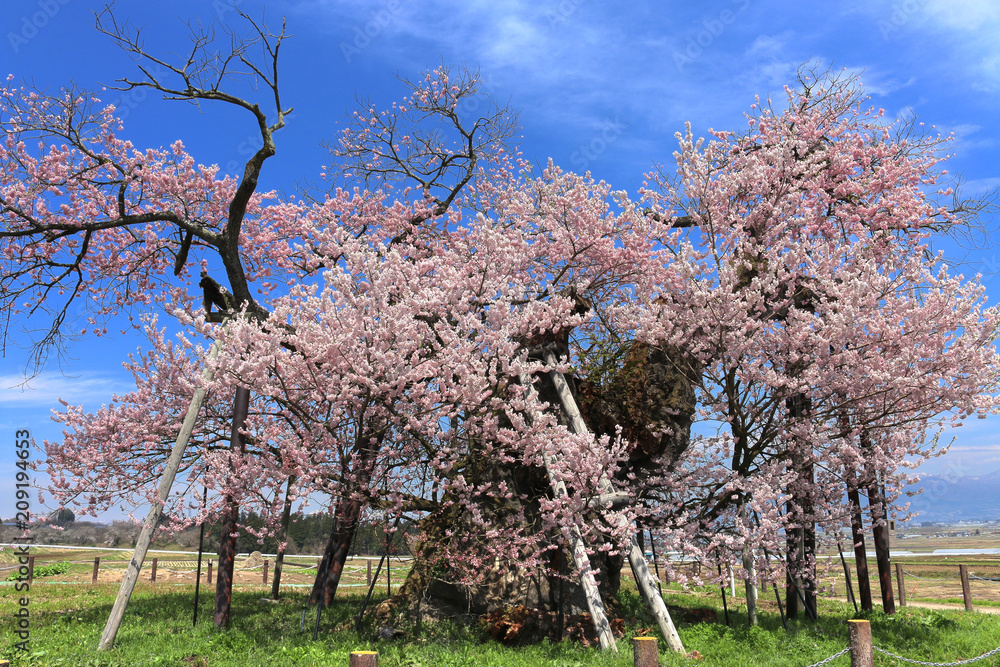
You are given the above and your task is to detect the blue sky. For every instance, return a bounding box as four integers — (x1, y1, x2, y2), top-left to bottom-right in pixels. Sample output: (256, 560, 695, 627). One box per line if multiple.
(2, 0, 999, 522)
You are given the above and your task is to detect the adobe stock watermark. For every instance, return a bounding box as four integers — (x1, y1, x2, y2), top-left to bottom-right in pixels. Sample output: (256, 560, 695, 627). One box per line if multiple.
(878, 0, 923, 39)
(571, 116, 628, 172)
(340, 0, 405, 64)
(546, 0, 585, 26)
(673, 0, 752, 72)
(12, 429, 33, 655)
(212, 0, 247, 21)
(222, 113, 296, 177)
(7, 0, 72, 54)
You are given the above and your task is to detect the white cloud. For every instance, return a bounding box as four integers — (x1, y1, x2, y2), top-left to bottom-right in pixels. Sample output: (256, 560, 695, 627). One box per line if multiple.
(0, 372, 131, 409)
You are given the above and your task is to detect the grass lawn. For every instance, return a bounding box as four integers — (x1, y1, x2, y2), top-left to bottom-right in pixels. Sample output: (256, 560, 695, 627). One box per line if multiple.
(3, 578, 1000, 667)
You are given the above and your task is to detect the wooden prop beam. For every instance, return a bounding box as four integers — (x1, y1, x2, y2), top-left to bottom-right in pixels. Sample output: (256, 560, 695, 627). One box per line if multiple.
(99, 339, 224, 651)
(519, 371, 617, 653)
(543, 351, 685, 654)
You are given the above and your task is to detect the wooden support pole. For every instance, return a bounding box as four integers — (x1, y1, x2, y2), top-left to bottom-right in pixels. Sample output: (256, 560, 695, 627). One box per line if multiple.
(633, 636, 659, 667)
(349, 651, 378, 667)
(263, 559, 269, 585)
(848, 619, 874, 667)
(367, 559, 372, 586)
(518, 369, 618, 653)
(99, 339, 224, 651)
(151, 558, 157, 583)
(959, 564, 973, 611)
(208, 560, 213, 585)
(27, 556, 34, 584)
(542, 353, 685, 654)
(92, 557, 100, 585)
(894, 562, 905, 607)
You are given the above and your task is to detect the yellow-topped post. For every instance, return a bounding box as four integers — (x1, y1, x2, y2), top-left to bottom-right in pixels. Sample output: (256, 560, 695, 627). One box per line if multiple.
(349, 650, 378, 667)
(633, 636, 659, 667)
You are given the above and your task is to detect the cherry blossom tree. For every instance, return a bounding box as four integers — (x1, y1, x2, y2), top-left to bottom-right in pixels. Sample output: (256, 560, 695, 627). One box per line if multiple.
(627, 68, 1000, 614)
(4, 5, 999, 651)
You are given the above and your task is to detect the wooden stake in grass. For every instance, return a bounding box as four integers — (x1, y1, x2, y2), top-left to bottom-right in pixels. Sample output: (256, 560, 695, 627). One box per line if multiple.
(960, 564, 973, 611)
(350, 651, 378, 667)
(98, 338, 224, 652)
(633, 636, 659, 667)
(92, 557, 100, 585)
(150, 558, 157, 584)
(895, 562, 906, 607)
(848, 619, 874, 667)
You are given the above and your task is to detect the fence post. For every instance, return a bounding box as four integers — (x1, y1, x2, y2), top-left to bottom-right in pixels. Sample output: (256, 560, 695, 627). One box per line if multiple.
(848, 619, 874, 667)
(263, 559, 269, 585)
(349, 650, 378, 666)
(633, 636, 659, 667)
(367, 559, 372, 586)
(151, 558, 158, 583)
(959, 564, 973, 611)
(207, 560, 213, 585)
(894, 562, 905, 607)
(92, 556, 101, 584)
(27, 556, 34, 584)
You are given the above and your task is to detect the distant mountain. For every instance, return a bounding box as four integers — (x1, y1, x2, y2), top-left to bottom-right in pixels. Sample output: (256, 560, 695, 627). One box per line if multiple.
(903, 469, 1000, 522)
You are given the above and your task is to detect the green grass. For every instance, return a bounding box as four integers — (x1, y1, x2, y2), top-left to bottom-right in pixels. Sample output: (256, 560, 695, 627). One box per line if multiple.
(3, 583, 1000, 666)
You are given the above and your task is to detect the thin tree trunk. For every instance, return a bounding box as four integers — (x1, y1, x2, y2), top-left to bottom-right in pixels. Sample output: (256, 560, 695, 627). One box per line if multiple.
(99, 339, 223, 651)
(213, 497, 239, 628)
(784, 392, 815, 619)
(214, 385, 251, 628)
(270, 475, 296, 600)
(743, 545, 758, 627)
(868, 480, 895, 614)
(848, 481, 874, 611)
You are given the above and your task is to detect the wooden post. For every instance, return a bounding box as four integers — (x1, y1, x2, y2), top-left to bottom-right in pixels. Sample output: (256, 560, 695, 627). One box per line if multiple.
(151, 558, 157, 583)
(92, 557, 101, 584)
(848, 619, 874, 667)
(386, 556, 391, 597)
(99, 339, 224, 651)
(263, 559, 269, 585)
(959, 564, 973, 611)
(633, 636, 659, 667)
(27, 556, 34, 584)
(367, 559, 372, 586)
(349, 651, 378, 667)
(208, 560, 213, 585)
(894, 562, 905, 607)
